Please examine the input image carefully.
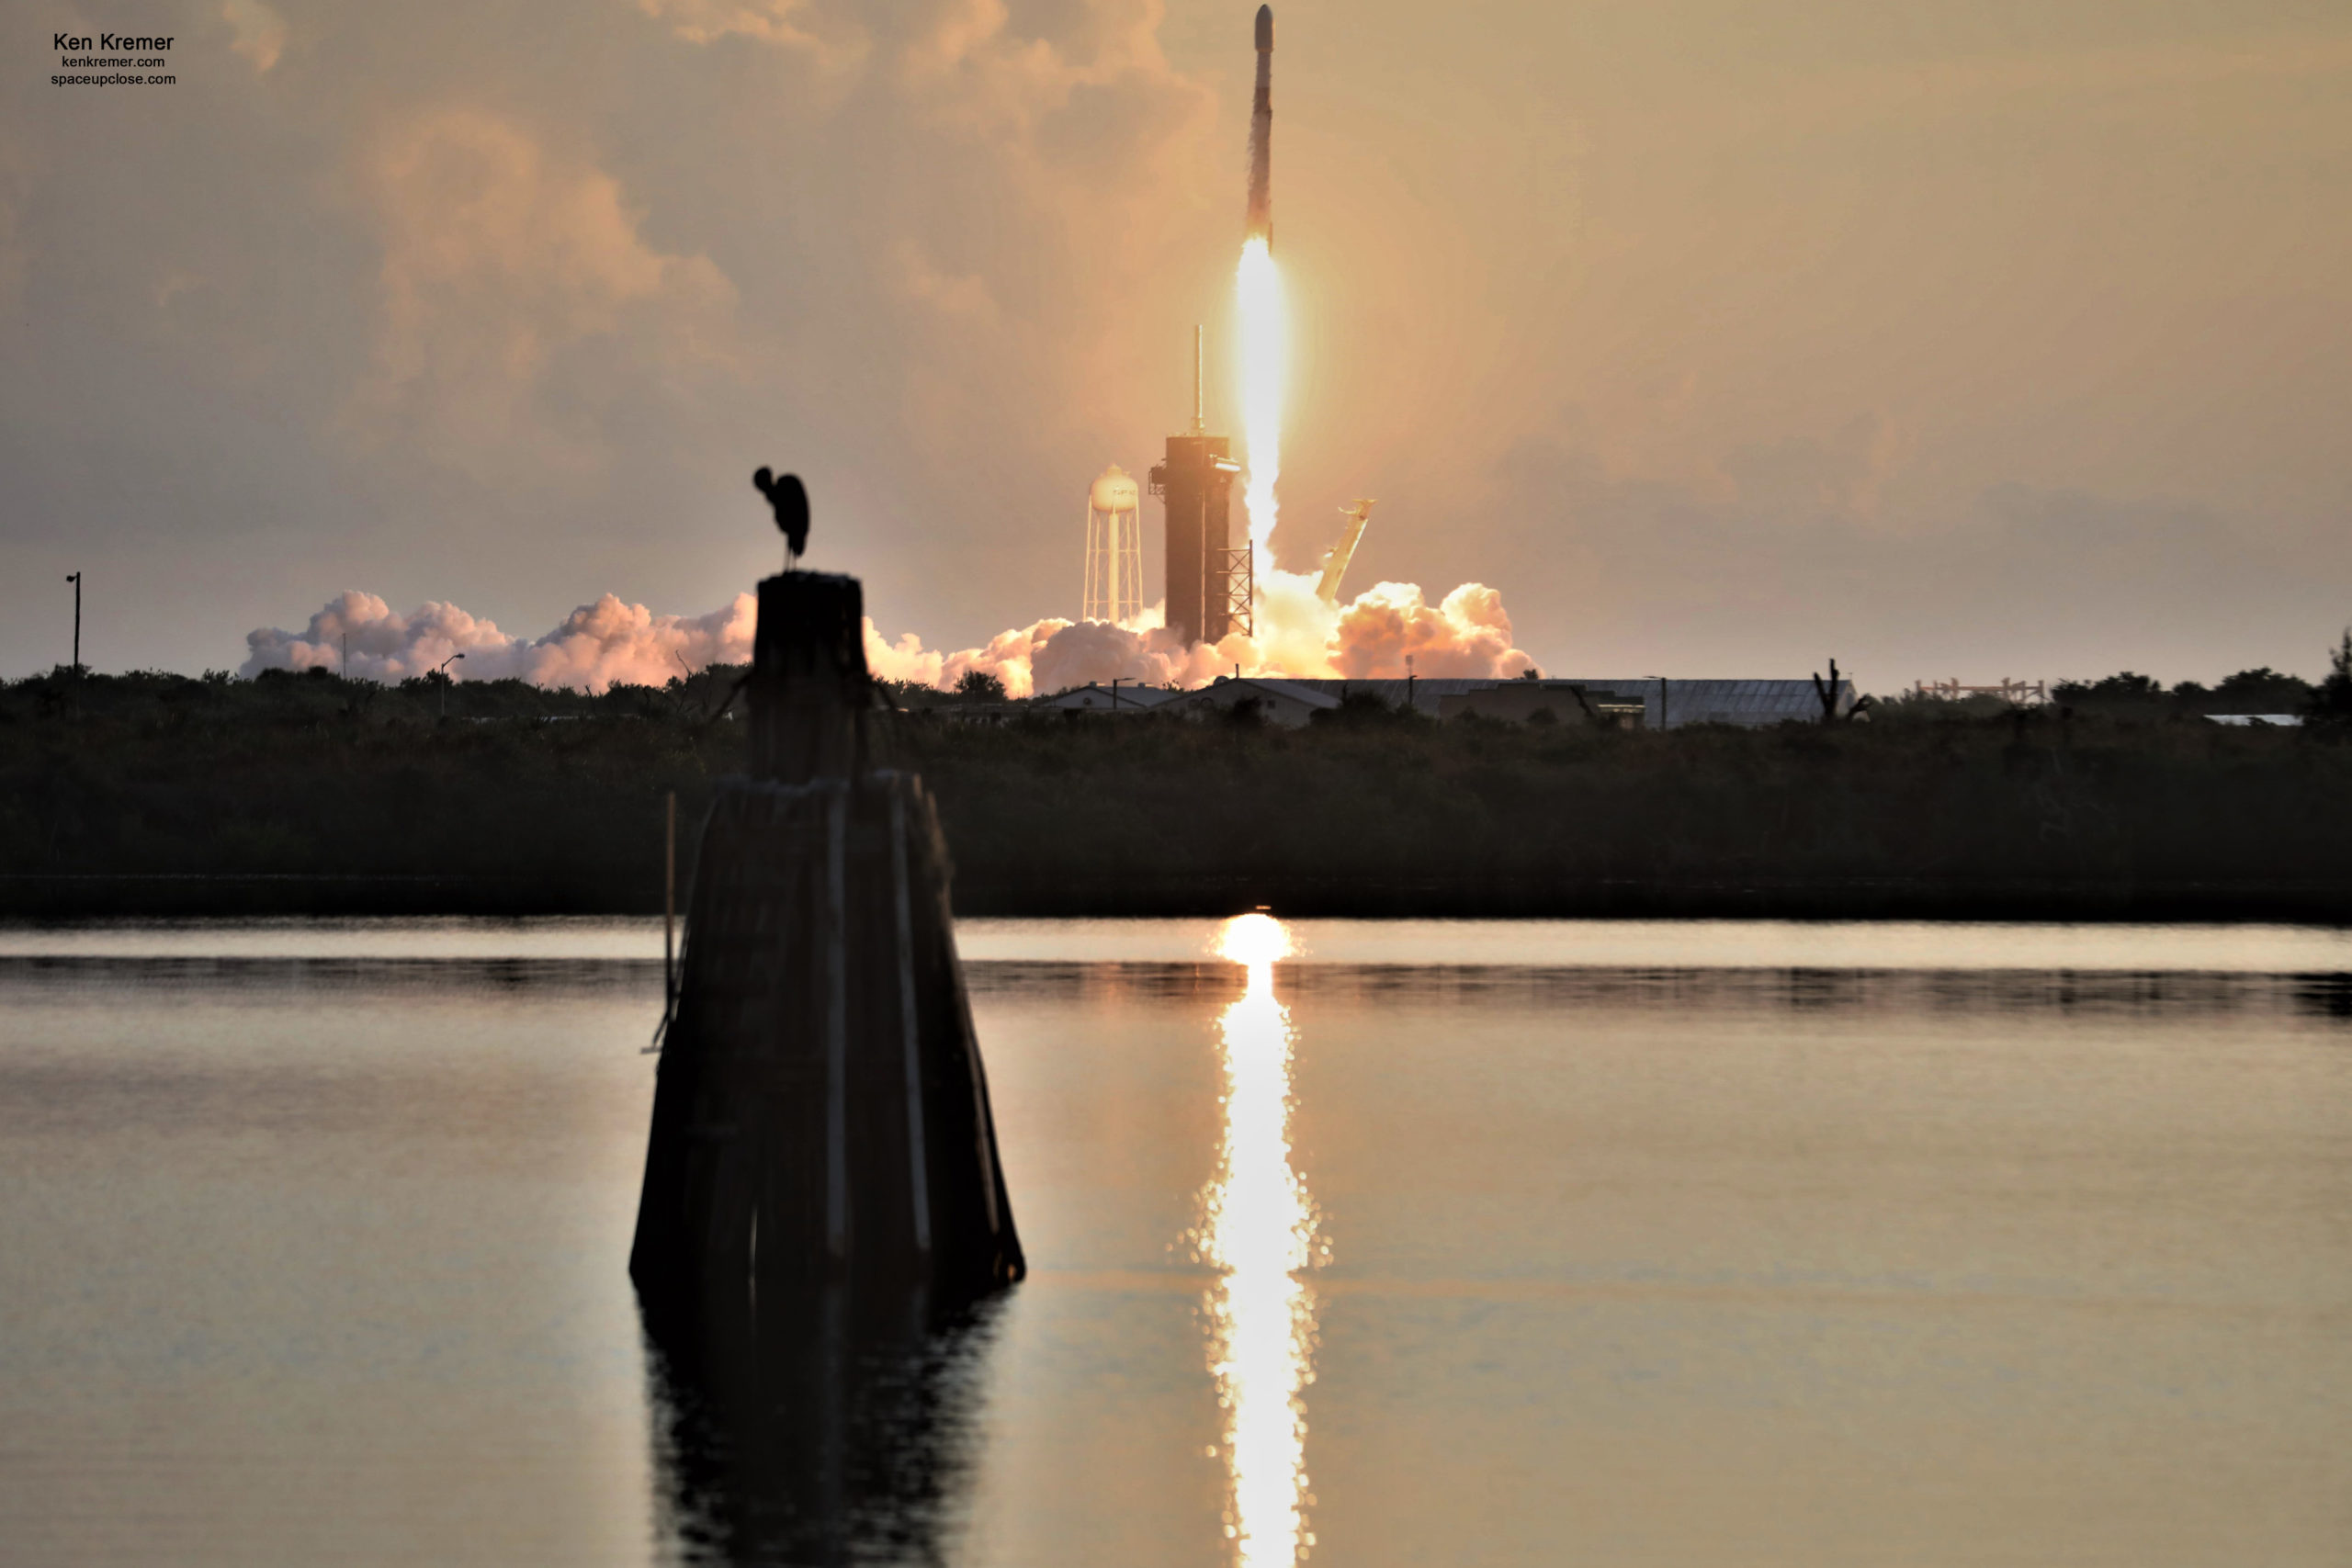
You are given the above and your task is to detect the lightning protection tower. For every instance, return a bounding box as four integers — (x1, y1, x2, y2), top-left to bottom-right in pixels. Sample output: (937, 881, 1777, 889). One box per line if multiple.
(1082, 466, 1143, 625)
(1148, 327, 1244, 645)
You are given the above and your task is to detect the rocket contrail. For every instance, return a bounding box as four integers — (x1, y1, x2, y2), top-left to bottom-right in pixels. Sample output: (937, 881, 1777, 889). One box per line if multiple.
(1247, 5, 1273, 245)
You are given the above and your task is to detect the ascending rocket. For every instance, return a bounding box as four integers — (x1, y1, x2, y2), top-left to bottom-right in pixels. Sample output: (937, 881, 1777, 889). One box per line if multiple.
(1247, 5, 1273, 245)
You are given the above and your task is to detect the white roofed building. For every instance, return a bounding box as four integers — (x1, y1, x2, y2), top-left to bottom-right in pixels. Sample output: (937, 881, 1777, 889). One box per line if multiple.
(1035, 682, 1183, 714)
(1270, 677, 1856, 728)
(1154, 677, 1340, 728)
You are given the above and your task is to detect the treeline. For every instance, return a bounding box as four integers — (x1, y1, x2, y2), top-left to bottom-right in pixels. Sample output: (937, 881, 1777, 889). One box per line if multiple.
(890, 696, 2352, 919)
(1, 665, 742, 913)
(6, 654, 2352, 919)
(2051, 667, 2315, 716)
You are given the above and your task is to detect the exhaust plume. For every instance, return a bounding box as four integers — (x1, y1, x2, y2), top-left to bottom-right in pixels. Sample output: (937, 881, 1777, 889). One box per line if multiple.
(241, 589, 755, 690)
(861, 566, 1534, 697)
(243, 567, 1533, 700)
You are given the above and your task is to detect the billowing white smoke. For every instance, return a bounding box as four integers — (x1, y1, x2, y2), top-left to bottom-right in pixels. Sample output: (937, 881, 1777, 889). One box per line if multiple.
(242, 590, 756, 690)
(246, 570, 1533, 697)
(862, 566, 1534, 697)
(863, 604, 1229, 699)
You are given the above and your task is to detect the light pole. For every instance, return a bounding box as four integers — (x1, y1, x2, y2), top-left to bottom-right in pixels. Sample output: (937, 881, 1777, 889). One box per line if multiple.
(435, 652, 465, 719)
(65, 572, 80, 675)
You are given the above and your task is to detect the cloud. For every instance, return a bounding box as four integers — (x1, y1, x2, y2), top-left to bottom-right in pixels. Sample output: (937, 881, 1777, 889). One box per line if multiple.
(349, 108, 738, 477)
(243, 589, 756, 689)
(633, 0, 867, 66)
(222, 0, 288, 73)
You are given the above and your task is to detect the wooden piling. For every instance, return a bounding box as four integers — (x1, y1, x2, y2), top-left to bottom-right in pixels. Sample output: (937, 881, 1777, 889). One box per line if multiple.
(630, 570, 1023, 1316)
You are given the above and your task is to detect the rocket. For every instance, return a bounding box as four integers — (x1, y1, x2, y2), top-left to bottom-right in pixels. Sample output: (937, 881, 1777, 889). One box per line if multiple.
(1247, 5, 1273, 245)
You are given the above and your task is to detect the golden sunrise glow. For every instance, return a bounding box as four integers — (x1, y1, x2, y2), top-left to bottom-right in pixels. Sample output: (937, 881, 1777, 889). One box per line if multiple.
(1203, 912, 1318, 1565)
(1235, 237, 1286, 554)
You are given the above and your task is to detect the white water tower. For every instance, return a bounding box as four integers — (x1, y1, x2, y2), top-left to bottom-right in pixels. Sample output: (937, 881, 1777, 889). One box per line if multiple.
(1082, 465, 1143, 625)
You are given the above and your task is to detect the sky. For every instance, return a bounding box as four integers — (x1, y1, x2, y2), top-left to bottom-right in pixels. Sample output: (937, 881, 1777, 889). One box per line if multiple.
(5, 0, 2349, 690)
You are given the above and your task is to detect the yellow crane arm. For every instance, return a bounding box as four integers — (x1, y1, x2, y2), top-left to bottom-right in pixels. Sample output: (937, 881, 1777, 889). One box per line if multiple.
(1317, 500, 1376, 605)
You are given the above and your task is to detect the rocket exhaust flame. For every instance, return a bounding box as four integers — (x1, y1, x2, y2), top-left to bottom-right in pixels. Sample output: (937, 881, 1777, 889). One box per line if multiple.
(1238, 6, 1283, 558)
(1236, 236, 1285, 553)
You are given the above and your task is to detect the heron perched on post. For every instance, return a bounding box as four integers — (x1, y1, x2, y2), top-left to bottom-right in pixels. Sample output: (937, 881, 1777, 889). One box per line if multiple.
(753, 468, 810, 569)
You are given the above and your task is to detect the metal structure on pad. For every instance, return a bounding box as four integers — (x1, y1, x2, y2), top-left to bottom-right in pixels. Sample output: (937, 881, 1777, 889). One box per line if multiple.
(1150, 326, 1245, 645)
(1317, 499, 1374, 604)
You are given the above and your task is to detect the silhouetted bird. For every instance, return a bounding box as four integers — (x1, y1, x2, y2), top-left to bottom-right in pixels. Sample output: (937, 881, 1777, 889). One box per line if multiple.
(753, 468, 810, 566)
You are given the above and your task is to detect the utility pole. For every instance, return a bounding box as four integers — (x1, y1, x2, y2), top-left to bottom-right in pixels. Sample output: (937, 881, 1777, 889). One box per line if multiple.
(435, 652, 465, 719)
(65, 573, 81, 675)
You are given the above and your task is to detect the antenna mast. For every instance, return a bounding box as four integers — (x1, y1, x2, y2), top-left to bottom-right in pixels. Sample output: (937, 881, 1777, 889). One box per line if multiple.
(1192, 324, 1204, 434)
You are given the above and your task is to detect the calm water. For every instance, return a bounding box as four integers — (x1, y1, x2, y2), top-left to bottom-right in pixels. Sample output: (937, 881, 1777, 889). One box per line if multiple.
(2, 917, 2347, 1565)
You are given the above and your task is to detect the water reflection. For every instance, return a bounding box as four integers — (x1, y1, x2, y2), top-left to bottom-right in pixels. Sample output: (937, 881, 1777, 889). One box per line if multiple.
(2295, 972, 2352, 1020)
(1203, 914, 1321, 1565)
(640, 1289, 1001, 1565)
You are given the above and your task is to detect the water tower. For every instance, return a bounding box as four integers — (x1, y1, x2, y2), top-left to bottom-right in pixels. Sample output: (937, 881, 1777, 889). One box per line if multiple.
(1082, 465, 1143, 625)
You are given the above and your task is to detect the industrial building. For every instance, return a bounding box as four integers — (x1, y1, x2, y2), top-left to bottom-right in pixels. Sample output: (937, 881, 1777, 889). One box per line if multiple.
(1035, 682, 1182, 715)
(1264, 678, 1613, 718)
(1028, 674, 1860, 728)
(1552, 678, 1859, 728)
(1176, 676, 1857, 727)
(1156, 677, 1338, 728)
(1149, 330, 1248, 646)
(1435, 681, 1636, 725)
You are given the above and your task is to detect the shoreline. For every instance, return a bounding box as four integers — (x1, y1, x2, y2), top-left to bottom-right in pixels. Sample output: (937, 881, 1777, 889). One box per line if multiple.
(6, 872, 2346, 925)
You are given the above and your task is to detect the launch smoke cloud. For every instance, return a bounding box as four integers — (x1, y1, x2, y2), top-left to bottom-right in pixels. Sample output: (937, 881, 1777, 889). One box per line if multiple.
(243, 577, 1535, 697)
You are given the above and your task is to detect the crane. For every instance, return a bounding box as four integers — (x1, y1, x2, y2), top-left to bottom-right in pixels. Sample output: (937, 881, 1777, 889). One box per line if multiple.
(1316, 500, 1375, 606)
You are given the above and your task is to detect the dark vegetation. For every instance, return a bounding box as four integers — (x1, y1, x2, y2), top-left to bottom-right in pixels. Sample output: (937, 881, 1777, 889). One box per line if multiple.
(2051, 666, 2315, 716)
(1, 665, 743, 914)
(6, 657, 2351, 920)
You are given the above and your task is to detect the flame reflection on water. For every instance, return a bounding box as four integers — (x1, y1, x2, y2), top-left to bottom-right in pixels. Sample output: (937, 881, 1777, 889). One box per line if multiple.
(1204, 912, 1319, 1563)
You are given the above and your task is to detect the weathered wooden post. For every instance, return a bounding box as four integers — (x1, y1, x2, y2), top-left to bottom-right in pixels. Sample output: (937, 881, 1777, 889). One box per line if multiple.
(630, 496, 1023, 1322)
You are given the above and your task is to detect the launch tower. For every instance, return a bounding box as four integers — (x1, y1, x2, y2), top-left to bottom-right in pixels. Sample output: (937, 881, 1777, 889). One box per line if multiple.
(1150, 327, 1248, 645)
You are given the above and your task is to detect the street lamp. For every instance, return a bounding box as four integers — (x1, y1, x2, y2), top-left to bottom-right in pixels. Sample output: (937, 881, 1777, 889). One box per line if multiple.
(65, 572, 81, 676)
(435, 652, 465, 719)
